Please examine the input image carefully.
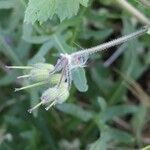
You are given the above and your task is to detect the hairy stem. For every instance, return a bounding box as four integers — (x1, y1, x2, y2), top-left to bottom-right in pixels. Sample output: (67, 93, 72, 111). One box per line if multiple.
(75, 26, 149, 56)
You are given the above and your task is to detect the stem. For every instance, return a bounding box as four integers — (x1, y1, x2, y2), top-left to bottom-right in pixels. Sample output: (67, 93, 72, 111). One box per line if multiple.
(75, 26, 149, 56)
(15, 81, 46, 92)
(28, 101, 43, 113)
(6, 65, 33, 69)
(45, 101, 56, 111)
(116, 0, 150, 25)
(103, 43, 127, 67)
(17, 74, 31, 79)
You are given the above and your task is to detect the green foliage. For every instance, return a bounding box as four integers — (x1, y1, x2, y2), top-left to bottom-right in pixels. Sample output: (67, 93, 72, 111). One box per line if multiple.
(0, 0, 150, 149)
(147, 28, 150, 34)
(25, 0, 89, 24)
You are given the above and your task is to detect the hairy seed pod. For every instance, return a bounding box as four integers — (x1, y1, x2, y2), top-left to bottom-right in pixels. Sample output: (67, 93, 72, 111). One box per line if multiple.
(29, 63, 54, 82)
(32, 63, 54, 70)
(41, 83, 69, 104)
(49, 74, 62, 85)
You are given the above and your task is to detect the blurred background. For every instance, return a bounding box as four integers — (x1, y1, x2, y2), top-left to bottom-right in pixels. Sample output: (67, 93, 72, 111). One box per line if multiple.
(0, 0, 150, 150)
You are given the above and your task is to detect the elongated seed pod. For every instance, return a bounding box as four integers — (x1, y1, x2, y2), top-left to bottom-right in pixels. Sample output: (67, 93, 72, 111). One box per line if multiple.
(74, 26, 149, 56)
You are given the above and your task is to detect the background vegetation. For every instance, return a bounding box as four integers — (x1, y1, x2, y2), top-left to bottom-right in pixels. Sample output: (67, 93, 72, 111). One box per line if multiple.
(0, 0, 150, 149)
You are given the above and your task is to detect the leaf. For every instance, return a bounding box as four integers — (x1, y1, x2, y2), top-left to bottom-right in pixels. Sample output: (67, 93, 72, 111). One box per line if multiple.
(89, 131, 110, 150)
(97, 97, 107, 112)
(72, 68, 88, 92)
(147, 28, 150, 34)
(0, 71, 18, 86)
(29, 41, 54, 64)
(56, 103, 92, 122)
(109, 128, 134, 144)
(22, 24, 51, 44)
(131, 104, 148, 144)
(0, 34, 22, 65)
(0, 0, 15, 9)
(145, 50, 150, 65)
(24, 0, 89, 24)
(56, 0, 86, 21)
(79, 0, 89, 7)
(24, 0, 56, 24)
(100, 105, 138, 123)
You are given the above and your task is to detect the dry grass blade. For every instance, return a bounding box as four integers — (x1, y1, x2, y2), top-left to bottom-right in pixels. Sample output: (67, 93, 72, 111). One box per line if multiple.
(115, 69, 150, 107)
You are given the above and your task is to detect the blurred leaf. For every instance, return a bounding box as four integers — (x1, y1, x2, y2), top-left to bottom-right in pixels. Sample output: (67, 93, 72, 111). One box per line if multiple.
(29, 40, 53, 64)
(56, 103, 92, 122)
(145, 50, 150, 65)
(0, 0, 15, 9)
(131, 104, 148, 145)
(89, 131, 110, 150)
(109, 128, 134, 144)
(147, 28, 150, 34)
(29, 89, 39, 117)
(22, 24, 51, 44)
(82, 28, 113, 40)
(0, 34, 22, 65)
(0, 71, 17, 86)
(100, 105, 138, 123)
(97, 97, 107, 112)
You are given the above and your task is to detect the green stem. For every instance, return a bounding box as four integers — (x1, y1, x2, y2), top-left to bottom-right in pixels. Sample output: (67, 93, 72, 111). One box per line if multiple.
(15, 81, 46, 92)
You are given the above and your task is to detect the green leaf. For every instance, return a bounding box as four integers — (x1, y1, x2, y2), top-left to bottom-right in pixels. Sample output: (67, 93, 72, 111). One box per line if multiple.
(56, 103, 92, 122)
(0, 34, 22, 65)
(0, 71, 18, 86)
(24, 0, 89, 24)
(56, 0, 87, 21)
(24, 0, 56, 24)
(22, 24, 51, 44)
(100, 105, 138, 123)
(0, 0, 15, 9)
(147, 28, 150, 34)
(72, 68, 88, 92)
(79, 0, 89, 7)
(131, 104, 148, 144)
(97, 97, 107, 112)
(89, 131, 110, 150)
(109, 128, 134, 144)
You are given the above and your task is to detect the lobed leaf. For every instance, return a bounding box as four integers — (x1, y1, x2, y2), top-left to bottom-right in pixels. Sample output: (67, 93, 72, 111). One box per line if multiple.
(24, 0, 89, 24)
